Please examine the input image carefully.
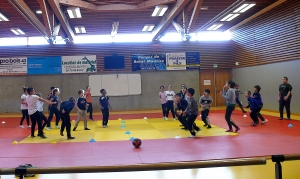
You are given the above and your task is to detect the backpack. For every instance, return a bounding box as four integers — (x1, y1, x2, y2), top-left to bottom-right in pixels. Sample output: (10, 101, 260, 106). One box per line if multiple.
(15, 164, 36, 177)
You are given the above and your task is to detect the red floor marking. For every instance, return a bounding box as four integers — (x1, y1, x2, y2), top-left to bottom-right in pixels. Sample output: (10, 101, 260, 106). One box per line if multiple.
(0, 110, 300, 168)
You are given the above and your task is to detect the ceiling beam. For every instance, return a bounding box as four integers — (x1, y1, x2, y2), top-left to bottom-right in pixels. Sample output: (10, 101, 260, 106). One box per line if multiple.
(187, 0, 203, 33)
(8, 0, 51, 42)
(182, 7, 188, 34)
(58, 0, 97, 10)
(97, 4, 137, 11)
(175, 0, 196, 22)
(151, 0, 190, 40)
(137, 0, 176, 9)
(48, 0, 75, 42)
(37, 0, 53, 38)
(171, 21, 183, 34)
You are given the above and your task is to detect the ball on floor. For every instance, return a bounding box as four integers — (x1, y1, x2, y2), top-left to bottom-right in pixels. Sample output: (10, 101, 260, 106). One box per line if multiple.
(132, 138, 142, 148)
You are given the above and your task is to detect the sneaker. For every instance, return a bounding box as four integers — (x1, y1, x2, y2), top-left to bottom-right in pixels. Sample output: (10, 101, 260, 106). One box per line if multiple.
(234, 127, 240, 133)
(279, 117, 283, 120)
(84, 128, 90, 130)
(243, 114, 247, 117)
(103, 125, 106, 128)
(173, 118, 176, 121)
(165, 117, 168, 121)
(60, 132, 64, 136)
(73, 127, 76, 131)
(252, 122, 258, 126)
(19, 125, 24, 128)
(188, 135, 196, 138)
(40, 135, 47, 139)
(179, 125, 184, 127)
(225, 129, 233, 132)
(28, 125, 31, 128)
(31, 135, 36, 138)
(261, 120, 266, 124)
(68, 137, 75, 140)
(207, 125, 212, 129)
(56, 126, 60, 129)
(286, 118, 291, 120)
(90, 118, 94, 121)
(46, 127, 51, 130)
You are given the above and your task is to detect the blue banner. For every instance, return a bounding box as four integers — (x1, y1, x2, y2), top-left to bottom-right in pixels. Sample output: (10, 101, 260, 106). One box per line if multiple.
(27, 56, 62, 75)
(186, 52, 200, 69)
(132, 54, 166, 71)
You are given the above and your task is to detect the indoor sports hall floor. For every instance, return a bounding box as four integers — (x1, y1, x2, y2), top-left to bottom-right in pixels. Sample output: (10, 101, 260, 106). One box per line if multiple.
(0, 108, 300, 179)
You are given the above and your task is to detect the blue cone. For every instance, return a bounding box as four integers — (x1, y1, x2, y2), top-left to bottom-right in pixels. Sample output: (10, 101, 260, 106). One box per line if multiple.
(129, 137, 135, 141)
(89, 139, 96, 142)
(125, 131, 131, 134)
(121, 120, 126, 124)
(121, 125, 126, 128)
(288, 124, 294, 127)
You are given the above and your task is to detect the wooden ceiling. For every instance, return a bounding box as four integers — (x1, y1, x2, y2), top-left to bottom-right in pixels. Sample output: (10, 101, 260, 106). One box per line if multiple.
(0, 0, 277, 43)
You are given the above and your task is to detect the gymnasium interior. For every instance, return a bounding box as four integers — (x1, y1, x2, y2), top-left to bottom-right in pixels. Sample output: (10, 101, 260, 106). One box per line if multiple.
(0, 0, 299, 178)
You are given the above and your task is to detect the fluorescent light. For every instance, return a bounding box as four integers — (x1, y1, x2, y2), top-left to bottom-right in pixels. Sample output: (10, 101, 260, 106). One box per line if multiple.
(233, 2, 256, 13)
(74, 26, 86, 33)
(207, 24, 223, 31)
(0, 12, 9, 21)
(142, 24, 155, 32)
(152, 5, 168, 16)
(200, 6, 208, 10)
(226, 14, 240, 21)
(36, 10, 42, 14)
(111, 22, 119, 37)
(67, 7, 81, 18)
(10, 28, 25, 35)
(220, 14, 234, 21)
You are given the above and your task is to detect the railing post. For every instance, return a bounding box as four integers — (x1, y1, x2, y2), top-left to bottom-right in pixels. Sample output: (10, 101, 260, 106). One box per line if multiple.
(15, 166, 27, 179)
(272, 155, 285, 179)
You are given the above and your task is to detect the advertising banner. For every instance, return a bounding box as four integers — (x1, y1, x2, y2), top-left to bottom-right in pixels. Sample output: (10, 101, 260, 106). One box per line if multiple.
(62, 55, 97, 74)
(0, 57, 27, 75)
(27, 56, 62, 75)
(166, 52, 186, 70)
(132, 54, 166, 71)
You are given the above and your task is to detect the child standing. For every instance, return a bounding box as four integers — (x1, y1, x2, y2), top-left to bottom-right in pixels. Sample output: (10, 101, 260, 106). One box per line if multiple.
(46, 88, 61, 130)
(253, 85, 266, 124)
(199, 89, 212, 129)
(183, 88, 200, 138)
(165, 85, 176, 121)
(99, 89, 112, 128)
(235, 84, 247, 117)
(36, 93, 48, 129)
(85, 86, 94, 121)
(20, 86, 30, 128)
(73, 89, 90, 131)
(60, 97, 78, 139)
(26, 87, 52, 138)
(220, 80, 240, 133)
(47, 86, 55, 113)
(159, 86, 167, 119)
(244, 91, 261, 126)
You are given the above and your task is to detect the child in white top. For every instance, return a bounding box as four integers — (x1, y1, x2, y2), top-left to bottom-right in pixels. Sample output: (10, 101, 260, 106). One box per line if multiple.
(165, 85, 176, 121)
(20, 86, 30, 128)
(159, 86, 167, 119)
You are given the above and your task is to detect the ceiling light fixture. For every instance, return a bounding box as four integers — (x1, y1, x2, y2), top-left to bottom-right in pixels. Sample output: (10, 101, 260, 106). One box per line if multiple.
(206, 24, 223, 31)
(10, 28, 25, 35)
(233, 2, 256, 13)
(67, 7, 81, 18)
(0, 12, 9, 21)
(74, 26, 86, 33)
(152, 5, 168, 16)
(142, 24, 155, 32)
(36, 10, 42, 14)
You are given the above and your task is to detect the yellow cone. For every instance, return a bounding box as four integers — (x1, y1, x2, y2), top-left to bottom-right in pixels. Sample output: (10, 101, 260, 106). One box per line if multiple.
(12, 141, 18, 144)
(118, 118, 122, 121)
(50, 141, 57, 144)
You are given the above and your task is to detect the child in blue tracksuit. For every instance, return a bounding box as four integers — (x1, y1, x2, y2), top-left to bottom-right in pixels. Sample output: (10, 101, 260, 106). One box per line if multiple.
(245, 91, 261, 126)
(252, 85, 266, 124)
(60, 97, 77, 139)
(99, 89, 112, 128)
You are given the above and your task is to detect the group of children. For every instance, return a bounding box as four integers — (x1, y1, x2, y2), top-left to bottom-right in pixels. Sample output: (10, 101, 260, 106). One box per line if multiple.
(159, 81, 268, 137)
(19, 86, 111, 139)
